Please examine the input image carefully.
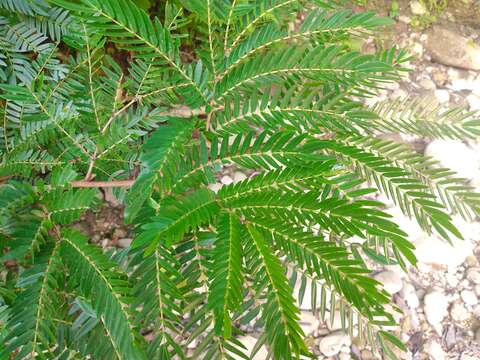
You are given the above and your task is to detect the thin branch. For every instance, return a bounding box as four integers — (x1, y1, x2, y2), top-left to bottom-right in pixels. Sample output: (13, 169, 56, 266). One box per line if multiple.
(84, 150, 97, 181)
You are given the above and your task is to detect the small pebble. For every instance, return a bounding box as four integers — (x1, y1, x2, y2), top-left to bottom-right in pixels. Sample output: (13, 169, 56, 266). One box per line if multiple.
(467, 94, 480, 111)
(434, 89, 450, 103)
(220, 175, 233, 185)
(419, 78, 436, 90)
(208, 183, 222, 193)
(374, 270, 403, 294)
(425, 340, 446, 360)
(232, 171, 247, 183)
(423, 291, 449, 333)
(401, 283, 420, 309)
(450, 301, 470, 322)
(118, 238, 132, 248)
(461, 290, 477, 306)
(318, 332, 350, 357)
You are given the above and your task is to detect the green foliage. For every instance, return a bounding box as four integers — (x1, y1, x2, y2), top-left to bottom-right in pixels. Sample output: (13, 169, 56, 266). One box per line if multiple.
(0, 0, 477, 359)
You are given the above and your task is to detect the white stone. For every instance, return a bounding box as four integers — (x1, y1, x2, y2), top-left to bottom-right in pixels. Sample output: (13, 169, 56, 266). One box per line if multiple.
(208, 183, 222, 193)
(234, 336, 268, 360)
(427, 26, 480, 71)
(450, 78, 480, 91)
(425, 140, 480, 180)
(319, 332, 350, 357)
(413, 235, 473, 269)
(232, 171, 247, 183)
(299, 311, 318, 335)
(467, 268, 480, 284)
(450, 301, 470, 322)
(467, 94, 480, 111)
(423, 291, 449, 333)
(425, 340, 446, 360)
(461, 290, 477, 306)
(187, 338, 198, 349)
(401, 283, 420, 309)
(410, 1, 427, 15)
(434, 89, 450, 103)
(220, 175, 233, 185)
(419, 78, 436, 90)
(117, 238, 132, 248)
(339, 352, 351, 360)
(446, 272, 460, 288)
(374, 271, 403, 294)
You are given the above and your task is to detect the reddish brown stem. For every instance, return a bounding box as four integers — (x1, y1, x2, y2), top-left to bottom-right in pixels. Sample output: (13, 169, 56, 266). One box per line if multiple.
(71, 180, 135, 188)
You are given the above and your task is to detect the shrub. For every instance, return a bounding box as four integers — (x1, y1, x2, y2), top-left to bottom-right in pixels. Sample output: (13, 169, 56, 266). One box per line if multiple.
(0, 0, 478, 359)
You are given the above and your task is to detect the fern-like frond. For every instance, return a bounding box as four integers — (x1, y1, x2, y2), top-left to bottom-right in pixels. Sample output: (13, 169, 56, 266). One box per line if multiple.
(55, 0, 210, 107)
(216, 46, 397, 99)
(0, 0, 48, 16)
(42, 188, 96, 225)
(61, 229, 146, 360)
(23, 6, 77, 42)
(222, 9, 392, 78)
(212, 86, 372, 135)
(130, 245, 185, 359)
(169, 131, 326, 196)
(208, 211, 243, 338)
(2, 242, 62, 360)
(369, 97, 480, 139)
(344, 135, 480, 220)
(5, 22, 52, 53)
(124, 119, 195, 222)
(245, 218, 394, 316)
(245, 224, 308, 359)
(308, 138, 462, 241)
(1, 215, 51, 262)
(133, 188, 220, 250)
(226, 0, 300, 52)
(289, 267, 405, 356)
(0, 181, 36, 218)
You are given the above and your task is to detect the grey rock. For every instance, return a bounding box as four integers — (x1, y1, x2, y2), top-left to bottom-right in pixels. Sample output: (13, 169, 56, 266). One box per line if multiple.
(426, 26, 480, 70)
(118, 238, 133, 248)
(442, 324, 457, 350)
(319, 332, 350, 357)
